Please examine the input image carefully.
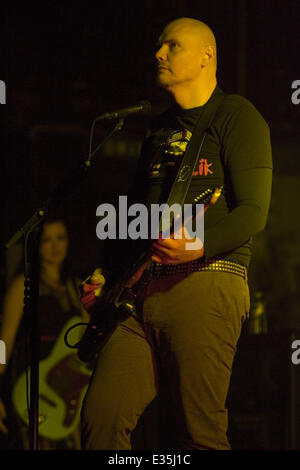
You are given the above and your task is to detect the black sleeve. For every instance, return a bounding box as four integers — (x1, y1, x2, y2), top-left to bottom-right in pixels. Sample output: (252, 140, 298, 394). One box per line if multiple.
(203, 101, 273, 259)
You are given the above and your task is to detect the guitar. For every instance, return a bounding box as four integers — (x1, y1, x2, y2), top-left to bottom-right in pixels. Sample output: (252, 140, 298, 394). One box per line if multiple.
(76, 187, 223, 363)
(12, 316, 91, 441)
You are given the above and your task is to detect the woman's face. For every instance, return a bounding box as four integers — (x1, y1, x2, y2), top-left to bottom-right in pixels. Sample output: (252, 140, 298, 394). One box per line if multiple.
(39, 221, 68, 266)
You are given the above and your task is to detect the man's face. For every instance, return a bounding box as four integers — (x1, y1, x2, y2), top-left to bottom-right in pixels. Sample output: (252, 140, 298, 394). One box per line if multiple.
(155, 22, 205, 90)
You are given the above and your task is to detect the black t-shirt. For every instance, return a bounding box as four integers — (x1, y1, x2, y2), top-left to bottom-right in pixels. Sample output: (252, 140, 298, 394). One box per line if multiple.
(127, 86, 273, 270)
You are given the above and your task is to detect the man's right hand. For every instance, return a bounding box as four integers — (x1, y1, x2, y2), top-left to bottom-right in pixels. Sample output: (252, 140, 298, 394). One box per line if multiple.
(80, 268, 105, 311)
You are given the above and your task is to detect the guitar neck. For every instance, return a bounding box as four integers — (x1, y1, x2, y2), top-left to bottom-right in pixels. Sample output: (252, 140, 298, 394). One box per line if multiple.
(122, 187, 223, 289)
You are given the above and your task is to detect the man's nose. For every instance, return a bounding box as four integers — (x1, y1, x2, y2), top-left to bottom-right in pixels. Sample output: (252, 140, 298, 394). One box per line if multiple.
(155, 45, 167, 62)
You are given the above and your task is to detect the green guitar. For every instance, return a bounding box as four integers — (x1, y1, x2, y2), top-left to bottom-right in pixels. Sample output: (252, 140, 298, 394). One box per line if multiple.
(12, 316, 91, 441)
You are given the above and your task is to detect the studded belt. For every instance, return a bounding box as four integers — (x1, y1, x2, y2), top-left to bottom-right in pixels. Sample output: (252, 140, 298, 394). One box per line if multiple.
(149, 258, 248, 281)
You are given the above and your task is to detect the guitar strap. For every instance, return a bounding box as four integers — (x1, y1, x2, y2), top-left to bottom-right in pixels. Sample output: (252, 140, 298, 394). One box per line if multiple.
(159, 89, 226, 232)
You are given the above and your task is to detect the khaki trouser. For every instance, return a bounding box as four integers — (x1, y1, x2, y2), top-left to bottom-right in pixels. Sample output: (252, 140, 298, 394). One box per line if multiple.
(81, 271, 250, 450)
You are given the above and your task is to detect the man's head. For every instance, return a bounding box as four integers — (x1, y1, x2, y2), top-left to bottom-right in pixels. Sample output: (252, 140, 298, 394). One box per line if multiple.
(155, 18, 217, 94)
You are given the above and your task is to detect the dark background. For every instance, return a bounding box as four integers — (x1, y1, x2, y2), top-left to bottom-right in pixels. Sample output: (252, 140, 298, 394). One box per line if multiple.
(1, 0, 300, 450)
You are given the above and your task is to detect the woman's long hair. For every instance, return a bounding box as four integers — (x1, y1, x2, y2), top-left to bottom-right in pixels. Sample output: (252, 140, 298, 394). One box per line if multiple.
(12, 215, 72, 285)
(37, 215, 71, 284)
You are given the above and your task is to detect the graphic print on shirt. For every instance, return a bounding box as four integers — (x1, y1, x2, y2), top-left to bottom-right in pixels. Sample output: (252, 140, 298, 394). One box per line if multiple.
(193, 158, 213, 176)
(148, 129, 213, 179)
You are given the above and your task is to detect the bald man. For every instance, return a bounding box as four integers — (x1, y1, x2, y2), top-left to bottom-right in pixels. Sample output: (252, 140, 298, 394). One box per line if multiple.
(81, 18, 272, 450)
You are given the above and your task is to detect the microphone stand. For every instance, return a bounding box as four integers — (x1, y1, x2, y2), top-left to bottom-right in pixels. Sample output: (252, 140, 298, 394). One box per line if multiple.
(6, 117, 125, 450)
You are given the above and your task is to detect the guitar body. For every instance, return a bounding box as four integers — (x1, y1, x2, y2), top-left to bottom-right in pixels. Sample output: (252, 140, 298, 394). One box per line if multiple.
(12, 316, 91, 441)
(77, 187, 223, 363)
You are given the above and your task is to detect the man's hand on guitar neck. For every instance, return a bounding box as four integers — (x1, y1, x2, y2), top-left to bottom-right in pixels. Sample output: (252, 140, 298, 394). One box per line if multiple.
(80, 269, 105, 311)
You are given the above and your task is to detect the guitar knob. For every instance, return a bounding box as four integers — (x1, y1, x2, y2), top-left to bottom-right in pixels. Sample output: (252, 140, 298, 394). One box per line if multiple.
(118, 302, 134, 320)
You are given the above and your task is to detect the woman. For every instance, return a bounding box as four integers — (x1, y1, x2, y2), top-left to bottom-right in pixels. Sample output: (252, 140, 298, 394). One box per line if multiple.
(0, 217, 91, 449)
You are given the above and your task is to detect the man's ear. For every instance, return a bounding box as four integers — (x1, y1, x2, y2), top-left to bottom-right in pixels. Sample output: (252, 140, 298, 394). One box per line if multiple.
(202, 46, 215, 66)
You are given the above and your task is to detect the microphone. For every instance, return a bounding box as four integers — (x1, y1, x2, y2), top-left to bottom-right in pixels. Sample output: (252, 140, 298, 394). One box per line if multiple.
(95, 100, 151, 121)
